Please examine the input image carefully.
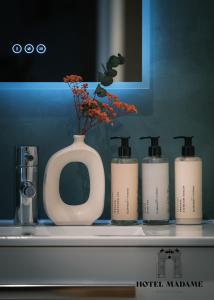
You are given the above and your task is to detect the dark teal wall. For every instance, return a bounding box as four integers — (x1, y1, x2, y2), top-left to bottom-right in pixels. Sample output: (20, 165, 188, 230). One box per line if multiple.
(0, 0, 214, 221)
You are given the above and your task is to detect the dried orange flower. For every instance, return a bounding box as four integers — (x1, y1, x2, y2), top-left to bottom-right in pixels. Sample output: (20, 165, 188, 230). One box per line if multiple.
(64, 73, 138, 134)
(63, 75, 83, 83)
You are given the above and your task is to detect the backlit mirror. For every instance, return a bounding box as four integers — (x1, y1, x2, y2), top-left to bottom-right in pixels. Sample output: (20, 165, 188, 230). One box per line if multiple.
(0, 0, 150, 88)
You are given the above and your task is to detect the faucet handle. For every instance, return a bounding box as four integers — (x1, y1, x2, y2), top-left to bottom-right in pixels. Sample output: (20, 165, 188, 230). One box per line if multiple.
(21, 182, 36, 198)
(24, 152, 34, 162)
(16, 146, 38, 167)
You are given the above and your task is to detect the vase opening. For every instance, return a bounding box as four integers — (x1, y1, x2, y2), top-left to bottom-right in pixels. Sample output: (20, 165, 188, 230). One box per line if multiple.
(73, 135, 85, 143)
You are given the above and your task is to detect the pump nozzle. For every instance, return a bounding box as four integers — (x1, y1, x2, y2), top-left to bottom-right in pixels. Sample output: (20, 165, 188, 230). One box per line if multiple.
(110, 136, 131, 158)
(173, 136, 195, 156)
(139, 136, 161, 157)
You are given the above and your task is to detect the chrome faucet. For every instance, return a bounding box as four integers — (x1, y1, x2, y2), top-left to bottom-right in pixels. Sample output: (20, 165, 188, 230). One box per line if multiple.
(16, 146, 38, 225)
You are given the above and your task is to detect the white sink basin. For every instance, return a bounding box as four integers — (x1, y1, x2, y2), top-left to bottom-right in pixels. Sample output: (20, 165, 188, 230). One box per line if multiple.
(0, 223, 213, 247)
(0, 225, 145, 237)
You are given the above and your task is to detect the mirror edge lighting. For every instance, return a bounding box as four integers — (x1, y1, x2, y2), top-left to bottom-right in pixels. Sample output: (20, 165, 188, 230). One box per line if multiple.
(0, 0, 150, 90)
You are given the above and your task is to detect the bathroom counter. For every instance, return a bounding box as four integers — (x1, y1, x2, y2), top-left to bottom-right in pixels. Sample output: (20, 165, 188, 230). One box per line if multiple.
(0, 222, 214, 299)
(0, 221, 214, 247)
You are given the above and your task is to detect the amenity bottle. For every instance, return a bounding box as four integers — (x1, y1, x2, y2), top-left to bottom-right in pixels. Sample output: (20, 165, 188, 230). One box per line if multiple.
(174, 136, 202, 225)
(140, 136, 169, 224)
(111, 137, 138, 225)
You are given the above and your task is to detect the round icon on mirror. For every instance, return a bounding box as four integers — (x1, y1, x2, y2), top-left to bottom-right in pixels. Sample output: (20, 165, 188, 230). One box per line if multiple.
(12, 44, 22, 54)
(24, 44, 34, 54)
(36, 44, 46, 54)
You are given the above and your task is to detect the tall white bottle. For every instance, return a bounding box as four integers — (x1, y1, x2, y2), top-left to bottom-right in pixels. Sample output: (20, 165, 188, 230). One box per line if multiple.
(111, 137, 138, 225)
(140, 136, 169, 224)
(174, 136, 202, 225)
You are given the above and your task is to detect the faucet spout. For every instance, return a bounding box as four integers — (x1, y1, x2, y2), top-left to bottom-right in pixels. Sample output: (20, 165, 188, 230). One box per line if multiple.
(16, 146, 38, 225)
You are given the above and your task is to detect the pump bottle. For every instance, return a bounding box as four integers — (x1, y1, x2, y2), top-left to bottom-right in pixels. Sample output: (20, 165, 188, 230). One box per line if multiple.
(140, 136, 169, 224)
(174, 136, 202, 225)
(111, 137, 138, 225)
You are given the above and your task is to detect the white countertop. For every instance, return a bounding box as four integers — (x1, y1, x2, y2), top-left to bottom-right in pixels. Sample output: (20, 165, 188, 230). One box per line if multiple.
(0, 221, 214, 247)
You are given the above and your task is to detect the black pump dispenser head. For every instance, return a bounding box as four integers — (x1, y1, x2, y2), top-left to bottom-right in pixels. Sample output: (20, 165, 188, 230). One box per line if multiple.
(173, 136, 195, 157)
(140, 136, 162, 157)
(110, 136, 131, 158)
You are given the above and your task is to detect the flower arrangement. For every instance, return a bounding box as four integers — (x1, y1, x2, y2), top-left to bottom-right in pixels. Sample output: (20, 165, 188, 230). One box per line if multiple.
(64, 54, 137, 135)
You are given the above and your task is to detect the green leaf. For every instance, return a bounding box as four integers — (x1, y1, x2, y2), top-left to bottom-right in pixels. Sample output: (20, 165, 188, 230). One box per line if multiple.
(118, 53, 125, 64)
(107, 54, 125, 68)
(98, 72, 113, 86)
(95, 84, 107, 97)
(105, 68, 117, 77)
(97, 54, 126, 89)
(107, 55, 121, 68)
(100, 75, 113, 86)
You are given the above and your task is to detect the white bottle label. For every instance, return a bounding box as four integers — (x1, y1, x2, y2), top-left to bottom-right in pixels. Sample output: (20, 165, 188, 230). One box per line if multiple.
(175, 160, 202, 221)
(142, 163, 169, 221)
(111, 163, 138, 221)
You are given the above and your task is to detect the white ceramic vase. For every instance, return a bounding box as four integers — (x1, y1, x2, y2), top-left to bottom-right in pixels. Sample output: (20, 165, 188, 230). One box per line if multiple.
(43, 135, 105, 225)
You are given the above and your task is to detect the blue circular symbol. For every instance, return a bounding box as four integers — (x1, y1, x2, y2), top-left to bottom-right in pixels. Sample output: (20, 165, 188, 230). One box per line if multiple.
(36, 44, 46, 54)
(24, 44, 34, 54)
(12, 44, 22, 54)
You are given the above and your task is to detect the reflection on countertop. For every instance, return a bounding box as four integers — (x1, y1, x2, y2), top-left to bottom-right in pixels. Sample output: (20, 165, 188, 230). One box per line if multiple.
(0, 220, 214, 247)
